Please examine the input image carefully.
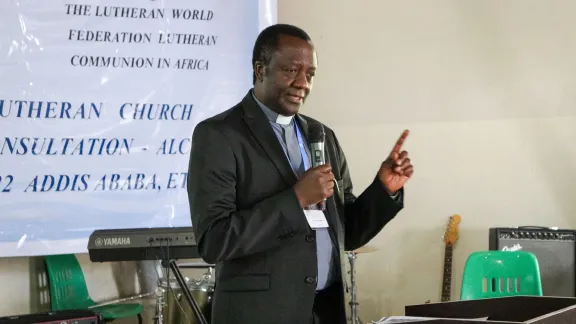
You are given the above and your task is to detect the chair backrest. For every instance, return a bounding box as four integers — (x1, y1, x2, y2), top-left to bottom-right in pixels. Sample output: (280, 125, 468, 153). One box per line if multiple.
(460, 251, 543, 300)
(45, 254, 95, 310)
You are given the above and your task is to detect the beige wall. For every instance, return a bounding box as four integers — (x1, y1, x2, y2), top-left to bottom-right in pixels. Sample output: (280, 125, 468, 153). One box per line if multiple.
(2, 0, 576, 322)
(281, 0, 576, 319)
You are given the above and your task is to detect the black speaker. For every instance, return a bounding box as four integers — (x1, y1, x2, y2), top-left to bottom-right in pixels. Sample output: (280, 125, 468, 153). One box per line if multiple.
(489, 227, 576, 297)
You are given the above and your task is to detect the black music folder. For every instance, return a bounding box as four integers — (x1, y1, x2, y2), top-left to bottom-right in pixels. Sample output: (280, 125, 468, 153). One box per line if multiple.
(403, 296, 576, 323)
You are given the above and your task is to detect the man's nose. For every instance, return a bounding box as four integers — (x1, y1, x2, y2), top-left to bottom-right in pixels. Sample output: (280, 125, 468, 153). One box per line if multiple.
(292, 71, 310, 90)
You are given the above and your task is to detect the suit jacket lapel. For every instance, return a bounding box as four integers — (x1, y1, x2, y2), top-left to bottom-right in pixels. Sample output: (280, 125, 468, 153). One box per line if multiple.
(241, 92, 298, 186)
(295, 114, 309, 140)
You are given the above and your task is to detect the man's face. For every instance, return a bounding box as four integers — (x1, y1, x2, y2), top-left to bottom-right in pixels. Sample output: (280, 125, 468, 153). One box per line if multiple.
(254, 35, 317, 116)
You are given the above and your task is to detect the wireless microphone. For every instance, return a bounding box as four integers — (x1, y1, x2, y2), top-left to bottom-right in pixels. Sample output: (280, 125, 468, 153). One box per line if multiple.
(308, 123, 326, 210)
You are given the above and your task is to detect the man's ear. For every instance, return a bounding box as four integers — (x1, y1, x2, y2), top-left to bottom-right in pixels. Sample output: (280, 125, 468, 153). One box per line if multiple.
(254, 61, 265, 82)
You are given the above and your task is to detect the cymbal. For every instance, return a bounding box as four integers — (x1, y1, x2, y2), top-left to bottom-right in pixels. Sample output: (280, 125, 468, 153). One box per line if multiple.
(347, 245, 379, 254)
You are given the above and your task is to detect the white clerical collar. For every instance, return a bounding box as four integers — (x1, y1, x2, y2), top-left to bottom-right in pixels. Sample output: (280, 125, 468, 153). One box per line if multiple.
(252, 91, 294, 125)
(275, 114, 293, 125)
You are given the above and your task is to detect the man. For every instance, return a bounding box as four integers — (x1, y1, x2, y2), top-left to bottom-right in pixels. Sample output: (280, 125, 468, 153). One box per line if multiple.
(187, 24, 413, 324)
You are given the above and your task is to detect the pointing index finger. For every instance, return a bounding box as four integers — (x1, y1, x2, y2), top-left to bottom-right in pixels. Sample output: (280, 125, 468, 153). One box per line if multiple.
(390, 130, 410, 156)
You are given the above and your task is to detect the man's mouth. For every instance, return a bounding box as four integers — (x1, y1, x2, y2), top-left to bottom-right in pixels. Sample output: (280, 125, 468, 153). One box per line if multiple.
(286, 94, 304, 103)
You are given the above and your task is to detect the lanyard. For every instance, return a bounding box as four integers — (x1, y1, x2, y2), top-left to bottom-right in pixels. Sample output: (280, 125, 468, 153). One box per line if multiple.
(275, 121, 310, 178)
(294, 122, 310, 173)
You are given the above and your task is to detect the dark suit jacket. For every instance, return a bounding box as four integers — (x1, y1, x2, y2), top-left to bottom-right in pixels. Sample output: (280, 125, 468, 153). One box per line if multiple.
(187, 91, 404, 324)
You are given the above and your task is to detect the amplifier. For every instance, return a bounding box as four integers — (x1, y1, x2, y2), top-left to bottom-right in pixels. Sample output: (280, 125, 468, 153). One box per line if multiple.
(0, 310, 101, 324)
(489, 227, 576, 297)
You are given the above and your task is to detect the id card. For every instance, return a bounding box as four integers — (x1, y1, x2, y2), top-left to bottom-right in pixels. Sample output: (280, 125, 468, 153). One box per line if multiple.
(304, 210, 329, 229)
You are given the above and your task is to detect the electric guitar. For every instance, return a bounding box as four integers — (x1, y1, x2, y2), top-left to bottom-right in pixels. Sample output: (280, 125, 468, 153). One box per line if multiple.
(441, 214, 461, 302)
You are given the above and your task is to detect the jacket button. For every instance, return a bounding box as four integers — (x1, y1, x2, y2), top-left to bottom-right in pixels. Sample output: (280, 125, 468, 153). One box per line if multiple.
(305, 276, 317, 284)
(305, 235, 315, 242)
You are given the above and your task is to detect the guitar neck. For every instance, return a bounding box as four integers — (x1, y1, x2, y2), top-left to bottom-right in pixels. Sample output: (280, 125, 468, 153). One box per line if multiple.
(441, 244, 453, 302)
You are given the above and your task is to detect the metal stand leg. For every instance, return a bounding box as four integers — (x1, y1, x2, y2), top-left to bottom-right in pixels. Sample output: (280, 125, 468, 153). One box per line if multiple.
(162, 260, 208, 324)
(152, 261, 214, 324)
(153, 281, 165, 324)
(348, 252, 363, 324)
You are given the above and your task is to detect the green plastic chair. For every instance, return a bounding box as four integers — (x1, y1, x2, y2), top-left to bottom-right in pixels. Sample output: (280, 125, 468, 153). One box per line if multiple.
(45, 254, 143, 323)
(460, 251, 543, 300)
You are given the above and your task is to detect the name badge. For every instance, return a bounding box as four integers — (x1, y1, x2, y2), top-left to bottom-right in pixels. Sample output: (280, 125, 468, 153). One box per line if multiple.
(304, 210, 329, 229)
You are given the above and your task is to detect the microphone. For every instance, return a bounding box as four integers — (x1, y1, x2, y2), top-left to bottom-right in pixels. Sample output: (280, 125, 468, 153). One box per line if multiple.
(308, 123, 326, 210)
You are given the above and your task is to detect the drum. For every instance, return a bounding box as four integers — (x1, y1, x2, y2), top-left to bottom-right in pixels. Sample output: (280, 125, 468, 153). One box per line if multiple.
(159, 277, 214, 324)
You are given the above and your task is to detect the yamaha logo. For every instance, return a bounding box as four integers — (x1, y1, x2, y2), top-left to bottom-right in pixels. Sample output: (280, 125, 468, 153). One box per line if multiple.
(100, 237, 131, 246)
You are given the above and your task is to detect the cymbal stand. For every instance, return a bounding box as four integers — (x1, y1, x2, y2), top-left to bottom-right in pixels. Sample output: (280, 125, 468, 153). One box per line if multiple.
(153, 283, 165, 324)
(347, 252, 363, 324)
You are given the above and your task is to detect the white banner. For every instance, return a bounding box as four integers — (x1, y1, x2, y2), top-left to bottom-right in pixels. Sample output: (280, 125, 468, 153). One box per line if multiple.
(0, 0, 277, 257)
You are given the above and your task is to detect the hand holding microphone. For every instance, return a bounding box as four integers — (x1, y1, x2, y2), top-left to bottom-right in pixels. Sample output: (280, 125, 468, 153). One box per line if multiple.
(294, 165, 334, 208)
(293, 122, 332, 209)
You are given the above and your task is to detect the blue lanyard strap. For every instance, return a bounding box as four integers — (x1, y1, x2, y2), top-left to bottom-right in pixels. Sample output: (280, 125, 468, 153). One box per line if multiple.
(294, 122, 310, 172)
(272, 120, 311, 178)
